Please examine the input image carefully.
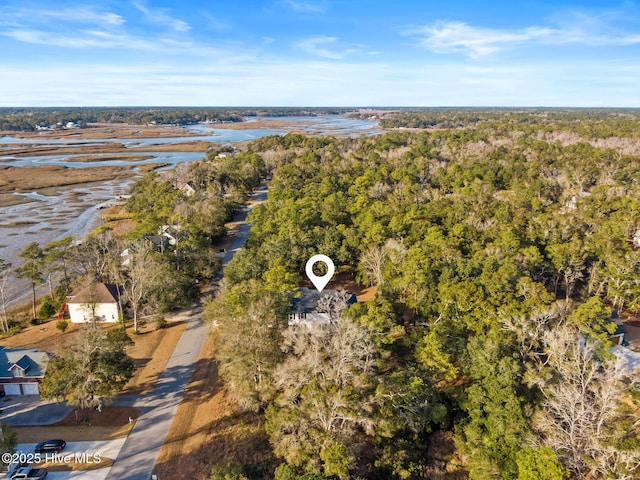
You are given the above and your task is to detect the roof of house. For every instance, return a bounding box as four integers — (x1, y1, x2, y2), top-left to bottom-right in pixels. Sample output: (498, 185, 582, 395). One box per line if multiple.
(145, 234, 168, 248)
(181, 181, 196, 192)
(291, 287, 357, 314)
(0, 347, 49, 379)
(611, 310, 627, 337)
(67, 283, 120, 304)
(612, 345, 640, 372)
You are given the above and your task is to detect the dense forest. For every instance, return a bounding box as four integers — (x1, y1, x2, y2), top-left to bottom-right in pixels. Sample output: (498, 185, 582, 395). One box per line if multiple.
(379, 108, 640, 139)
(0, 107, 354, 131)
(203, 112, 640, 480)
(6, 109, 639, 479)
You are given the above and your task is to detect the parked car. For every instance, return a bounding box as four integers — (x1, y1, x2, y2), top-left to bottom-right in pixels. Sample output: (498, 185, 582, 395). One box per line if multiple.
(33, 439, 66, 454)
(9, 467, 47, 479)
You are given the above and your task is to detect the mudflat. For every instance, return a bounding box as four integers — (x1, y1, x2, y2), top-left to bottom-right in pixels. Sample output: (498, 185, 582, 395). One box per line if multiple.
(0, 165, 134, 194)
(3, 140, 217, 158)
(0, 124, 216, 199)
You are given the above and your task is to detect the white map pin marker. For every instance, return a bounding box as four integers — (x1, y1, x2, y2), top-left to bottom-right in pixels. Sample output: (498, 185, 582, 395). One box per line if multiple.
(305, 254, 335, 292)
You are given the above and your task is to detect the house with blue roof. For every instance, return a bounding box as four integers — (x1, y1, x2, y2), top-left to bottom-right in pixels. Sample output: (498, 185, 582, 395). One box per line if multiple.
(0, 347, 49, 396)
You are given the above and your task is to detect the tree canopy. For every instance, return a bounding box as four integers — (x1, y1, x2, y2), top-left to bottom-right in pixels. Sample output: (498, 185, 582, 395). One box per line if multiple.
(205, 112, 640, 479)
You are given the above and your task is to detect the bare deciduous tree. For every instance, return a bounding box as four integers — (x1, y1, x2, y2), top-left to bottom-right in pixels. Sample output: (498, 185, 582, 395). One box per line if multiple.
(500, 303, 567, 361)
(80, 283, 101, 327)
(358, 238, 406, 287)
(359, 245, 387, 287)
(316, 290, 353, 323)
(73, 229, 122, 283)
(527, 325, 640, 479)
(267, 317, 378, 475)
(119, 245, 161, 333)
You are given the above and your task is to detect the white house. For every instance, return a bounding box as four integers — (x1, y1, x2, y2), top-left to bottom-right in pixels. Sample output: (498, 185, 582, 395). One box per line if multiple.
(0, 347, 49, 396)
(67, 283, 121, 323)
(180, 181, 197, 197)
(288, 288, 357, 327)
(633, 229, 640, 248)
(146, 225, 186, 253)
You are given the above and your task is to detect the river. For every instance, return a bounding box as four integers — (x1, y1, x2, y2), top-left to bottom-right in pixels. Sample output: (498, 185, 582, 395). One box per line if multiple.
(0, 115, 379, 307)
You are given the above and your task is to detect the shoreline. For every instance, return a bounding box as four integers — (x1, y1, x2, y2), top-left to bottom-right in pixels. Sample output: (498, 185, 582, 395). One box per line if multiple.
(0, 115, 378, 307)
(0, 123, 201, 140)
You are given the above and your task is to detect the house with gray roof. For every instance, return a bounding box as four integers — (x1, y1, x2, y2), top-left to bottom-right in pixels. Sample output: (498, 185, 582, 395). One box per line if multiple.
(0, 347, 49, 396)
(288, 287, 357, 327)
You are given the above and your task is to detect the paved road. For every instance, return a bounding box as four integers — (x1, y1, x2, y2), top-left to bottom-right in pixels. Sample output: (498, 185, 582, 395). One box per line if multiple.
(105, 185, 267, 480)
(105, 308, 207, 480)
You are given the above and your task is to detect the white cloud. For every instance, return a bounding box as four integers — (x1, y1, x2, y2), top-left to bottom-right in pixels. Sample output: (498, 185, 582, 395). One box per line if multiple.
(283, 0, 325, 14)
(0, 5, 125, 27)
(409, 22, 550, 57)
(132, 2, 149, 15)
(133, 1, 190, 33)
(3, 57, 640, 107)
(199, 12, 232, 33)
(296, 36, 361, 59)
(408, 14, 640, 58)
(0, 25, 251, 59)
(0, 3, 238, 56)
(0, 29, 118, 48)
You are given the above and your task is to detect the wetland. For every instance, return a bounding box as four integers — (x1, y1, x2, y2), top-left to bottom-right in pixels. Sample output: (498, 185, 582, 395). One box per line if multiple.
(0, 114, 379, 305)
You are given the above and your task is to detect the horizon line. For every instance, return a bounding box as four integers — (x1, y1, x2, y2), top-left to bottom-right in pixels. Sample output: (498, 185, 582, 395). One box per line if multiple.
(2, 106, 640, 110)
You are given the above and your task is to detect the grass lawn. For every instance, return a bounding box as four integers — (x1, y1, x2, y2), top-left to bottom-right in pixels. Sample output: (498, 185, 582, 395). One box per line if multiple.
(4, 316, 187, 444)
(14, 406, 139, 443)
(122, 320, 187, 395)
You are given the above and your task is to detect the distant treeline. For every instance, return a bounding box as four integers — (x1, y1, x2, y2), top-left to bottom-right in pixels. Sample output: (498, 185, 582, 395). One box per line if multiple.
(0, 107, 355, 131)
(379, 108, 640, 138)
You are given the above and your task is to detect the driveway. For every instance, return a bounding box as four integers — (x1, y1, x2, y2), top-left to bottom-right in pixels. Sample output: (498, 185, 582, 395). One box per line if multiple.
(15, 440, 126, 480)
(1, 397, 71, 426)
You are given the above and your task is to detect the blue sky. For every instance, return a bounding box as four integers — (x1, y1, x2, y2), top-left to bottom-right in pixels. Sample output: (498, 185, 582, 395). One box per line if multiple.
(1, 1, 640, 106)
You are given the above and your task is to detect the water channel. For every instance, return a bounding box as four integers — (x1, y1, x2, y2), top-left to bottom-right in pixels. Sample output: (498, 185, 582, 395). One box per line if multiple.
(0, 115, 379, 306)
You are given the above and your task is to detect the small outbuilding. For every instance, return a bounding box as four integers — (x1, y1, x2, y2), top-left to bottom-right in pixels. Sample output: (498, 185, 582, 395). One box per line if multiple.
(66, 283, 121, 323)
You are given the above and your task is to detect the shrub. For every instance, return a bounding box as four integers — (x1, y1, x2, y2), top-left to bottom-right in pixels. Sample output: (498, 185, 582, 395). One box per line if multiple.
(155, 315, 168, 330)
(0, 422, 17, 459)
(210, 461, 249, 480)
(274, 464, 297, 480)
(38, 297, 56, 319)
(56, 320, 69, 333)
(6, 325, 22, 336)
(516, 446, 568, 480)
(1, 326, 19, 337)
(274, 464, 335, 480)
